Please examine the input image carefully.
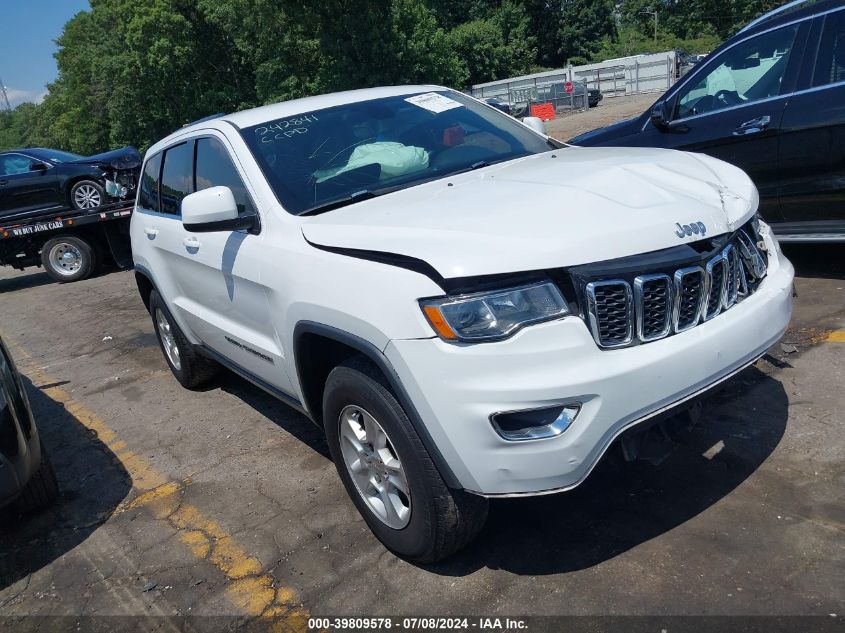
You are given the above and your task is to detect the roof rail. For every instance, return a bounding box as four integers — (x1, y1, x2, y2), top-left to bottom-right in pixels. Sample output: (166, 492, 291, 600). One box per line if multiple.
(182, 113, 225, 128)
(738, 0, 810, 34)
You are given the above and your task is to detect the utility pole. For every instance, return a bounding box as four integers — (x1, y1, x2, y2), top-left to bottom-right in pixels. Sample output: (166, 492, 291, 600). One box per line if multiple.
(0, 76, 11, 112)
(641, 9, 658, 42)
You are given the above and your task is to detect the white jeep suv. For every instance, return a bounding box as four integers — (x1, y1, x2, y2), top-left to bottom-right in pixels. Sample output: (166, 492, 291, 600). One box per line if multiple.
(131, 86, 794, 562)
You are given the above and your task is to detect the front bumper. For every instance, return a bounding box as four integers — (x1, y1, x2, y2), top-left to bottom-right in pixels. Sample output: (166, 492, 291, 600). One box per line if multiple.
(385, 236, 794, 496)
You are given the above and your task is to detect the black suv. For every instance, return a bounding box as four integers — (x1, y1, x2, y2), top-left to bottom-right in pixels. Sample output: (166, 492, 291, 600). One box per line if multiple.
(0, 146, 141, 219)
(570, 0, 845, 242)
(0, 336, 57, 513)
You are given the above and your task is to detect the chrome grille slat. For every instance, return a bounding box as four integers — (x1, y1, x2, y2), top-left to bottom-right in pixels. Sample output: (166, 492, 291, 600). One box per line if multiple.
(585, 230, 768, 350)
(672, 266, 705, 332)
(703, 254, 726, 321)
(585, 280, 633, 348)
(634, 274, 672, 342)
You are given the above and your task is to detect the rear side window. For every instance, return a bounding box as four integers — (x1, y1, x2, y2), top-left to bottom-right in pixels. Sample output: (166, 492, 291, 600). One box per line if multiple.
(160, 142, 194, 216)
(813, 11, 845, 87)
(195, 137, 255, 215)
(138, 153, 161, 212)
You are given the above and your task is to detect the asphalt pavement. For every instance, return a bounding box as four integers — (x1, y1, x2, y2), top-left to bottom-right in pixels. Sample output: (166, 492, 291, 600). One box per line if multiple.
(0, 243, 842, 628)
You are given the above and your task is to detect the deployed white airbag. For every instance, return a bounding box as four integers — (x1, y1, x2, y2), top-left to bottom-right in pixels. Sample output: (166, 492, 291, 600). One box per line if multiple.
(314, 142, 429, 183)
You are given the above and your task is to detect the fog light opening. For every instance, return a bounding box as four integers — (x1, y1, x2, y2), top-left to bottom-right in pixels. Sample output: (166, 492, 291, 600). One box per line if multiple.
(491, 404, 580, 441)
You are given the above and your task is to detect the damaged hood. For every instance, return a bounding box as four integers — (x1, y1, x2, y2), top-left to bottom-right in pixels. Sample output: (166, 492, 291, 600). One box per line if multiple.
(73, 146, 142, 170)
(301, 147, 759, 279)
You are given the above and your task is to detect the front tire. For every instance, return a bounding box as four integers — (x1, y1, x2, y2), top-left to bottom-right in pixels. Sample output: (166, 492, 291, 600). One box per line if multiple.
(148, 290, 218, 389)
(323, 357, 488, 563)
(70, 179, 106, 210)
(41, 236, 97, 282)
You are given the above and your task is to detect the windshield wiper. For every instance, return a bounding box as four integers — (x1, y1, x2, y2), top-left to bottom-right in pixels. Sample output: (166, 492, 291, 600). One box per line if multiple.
(298, 190, 379, 216)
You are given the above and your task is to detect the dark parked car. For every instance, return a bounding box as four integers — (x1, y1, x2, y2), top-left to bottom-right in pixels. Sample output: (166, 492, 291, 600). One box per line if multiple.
(0, 146, 141, 219)
(547, 82, 603, 108)
(0, 336, 57, 513)
(482, 96, 512, 115)
(570, 0, 845, 242)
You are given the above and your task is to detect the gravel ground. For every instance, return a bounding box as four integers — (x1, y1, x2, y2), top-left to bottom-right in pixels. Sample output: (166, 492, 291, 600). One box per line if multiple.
(546, 92, 659, 142)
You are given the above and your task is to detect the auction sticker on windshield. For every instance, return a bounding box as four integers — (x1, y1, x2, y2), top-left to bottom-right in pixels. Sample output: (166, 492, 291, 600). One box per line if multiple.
(405, 92, 463, 114)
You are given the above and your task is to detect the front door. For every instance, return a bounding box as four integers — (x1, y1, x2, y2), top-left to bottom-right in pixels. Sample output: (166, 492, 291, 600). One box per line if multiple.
(0, 154, 61, 215)
(156, 134, 293, 393)
(639, 21, 808, 225)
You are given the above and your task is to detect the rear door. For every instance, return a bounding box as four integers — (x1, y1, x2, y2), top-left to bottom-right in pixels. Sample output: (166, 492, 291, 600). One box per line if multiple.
(645, 21, 809, 224)
(778, 9, 845, 229)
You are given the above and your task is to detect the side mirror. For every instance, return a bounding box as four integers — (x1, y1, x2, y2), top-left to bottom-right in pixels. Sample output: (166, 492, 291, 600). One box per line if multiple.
(650, 100, 671, 131)
(522, 116, 546, 135)
(182, 186, 257, 233)
(29, 162, 50, 172)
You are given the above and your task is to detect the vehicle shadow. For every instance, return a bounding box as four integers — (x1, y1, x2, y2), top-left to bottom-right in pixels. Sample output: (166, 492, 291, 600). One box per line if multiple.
(782, 243, 845, 279)
(428, 365, 788, 576)
(216, 372, 331, 460)
(0, 270, 55, 293)
(0, 376, 132, 591)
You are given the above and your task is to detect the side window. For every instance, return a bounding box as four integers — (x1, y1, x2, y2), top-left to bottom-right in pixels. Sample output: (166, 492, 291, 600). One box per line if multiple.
(0, 154, 35, 176)
(160, 142, 194, 216)
(675, 25, 798, 119)
(138, 153, 162, 212)
(813, 11, 845, 87)
(195, 137, 255, 215)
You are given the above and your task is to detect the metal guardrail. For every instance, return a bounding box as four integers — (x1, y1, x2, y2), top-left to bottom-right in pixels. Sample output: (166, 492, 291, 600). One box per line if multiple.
(472, 52, 677, 104)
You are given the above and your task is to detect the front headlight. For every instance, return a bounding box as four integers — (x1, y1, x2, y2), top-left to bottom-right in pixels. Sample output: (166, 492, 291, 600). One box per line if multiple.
(420, 281, 569, 342)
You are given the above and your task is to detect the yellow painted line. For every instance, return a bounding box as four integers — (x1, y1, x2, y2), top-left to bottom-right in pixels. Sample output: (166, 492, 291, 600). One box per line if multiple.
(826, 330, 845, 343)
(6, 340, 308, 628)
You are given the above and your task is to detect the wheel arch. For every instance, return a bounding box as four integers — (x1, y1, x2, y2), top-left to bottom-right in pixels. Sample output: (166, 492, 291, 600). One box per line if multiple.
(293, 321, 461, 489)
(134, 267, 156, 312)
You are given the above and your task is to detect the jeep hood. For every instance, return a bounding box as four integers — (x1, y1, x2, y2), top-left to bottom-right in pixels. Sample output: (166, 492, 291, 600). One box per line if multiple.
(301, 147, 758, 279)
(73, 146, 142, 170)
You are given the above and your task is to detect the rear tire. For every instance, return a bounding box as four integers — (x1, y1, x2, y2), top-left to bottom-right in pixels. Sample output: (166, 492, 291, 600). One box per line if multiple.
(149, 290, 218, 389)
(323, 356, 488, 563)
(14, 443, 58, 514)
(41, 236, 97, 282)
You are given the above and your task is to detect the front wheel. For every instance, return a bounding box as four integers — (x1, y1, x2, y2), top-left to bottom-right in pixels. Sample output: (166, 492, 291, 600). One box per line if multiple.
(41, 236, 97, 282)
(70, 179, 106, 210)
(323, 357, 488, 563)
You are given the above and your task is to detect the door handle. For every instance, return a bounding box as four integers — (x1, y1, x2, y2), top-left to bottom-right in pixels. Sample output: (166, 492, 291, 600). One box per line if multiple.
(732, 115, 771, 136)
(144, 227, 158, 238)
(183, 237, 201, 251)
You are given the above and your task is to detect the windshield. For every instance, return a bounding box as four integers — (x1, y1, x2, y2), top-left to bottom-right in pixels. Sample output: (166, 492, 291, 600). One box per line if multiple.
(32, 149, 83, 163)
(239, 90, 551, 215)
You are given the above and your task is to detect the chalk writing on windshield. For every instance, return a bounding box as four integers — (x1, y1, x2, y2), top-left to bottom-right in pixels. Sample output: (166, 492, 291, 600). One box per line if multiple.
(255, 114, 319, 143)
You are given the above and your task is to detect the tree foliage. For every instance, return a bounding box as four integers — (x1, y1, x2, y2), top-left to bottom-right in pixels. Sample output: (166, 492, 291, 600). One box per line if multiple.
(0, 0, 794, 153)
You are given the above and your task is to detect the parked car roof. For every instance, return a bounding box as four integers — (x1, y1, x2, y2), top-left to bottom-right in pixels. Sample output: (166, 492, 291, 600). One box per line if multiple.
(226, 85, 444, 131)
(740, 0, 841, 36)
(148, 85, 449, 156)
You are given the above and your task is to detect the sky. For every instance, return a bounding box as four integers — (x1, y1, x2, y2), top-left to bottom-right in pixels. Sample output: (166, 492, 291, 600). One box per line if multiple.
(0, 0, 91, 107)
